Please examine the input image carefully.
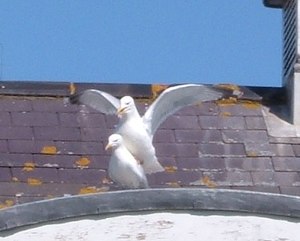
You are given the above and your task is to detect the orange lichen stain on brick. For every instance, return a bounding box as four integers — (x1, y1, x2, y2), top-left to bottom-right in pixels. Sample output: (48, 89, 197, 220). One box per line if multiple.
(22, 162, 36, 172)
(215, 83, 240, 91)
(164, 165, 178, 173)
(166, 182, 181, 188)
(78, 186, 109, 195)
(216, 97, 237, 106)
(41, 145, 57, 155)
(247, 151, 258, 157)
(69, 82, 76, 95)
(46, 195, 55, 200)
(214, 83, 243, 97)
(0, 200, 14, 209)
(27, 178, 43, 186)
(220, 111, 231, 117)
(242, 101, 261, 109)
(151, 84, 168, 99)
(75, 157, 91, 169)
(201, 176, 217, 188)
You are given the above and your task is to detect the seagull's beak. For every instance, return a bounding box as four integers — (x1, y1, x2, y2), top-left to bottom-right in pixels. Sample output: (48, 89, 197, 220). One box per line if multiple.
(105, 143, 112, 151)
(117, 107, 127, 115)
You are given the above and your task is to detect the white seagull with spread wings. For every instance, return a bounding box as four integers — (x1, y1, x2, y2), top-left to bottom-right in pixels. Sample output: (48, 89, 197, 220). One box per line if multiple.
(71, 84, 230, 174)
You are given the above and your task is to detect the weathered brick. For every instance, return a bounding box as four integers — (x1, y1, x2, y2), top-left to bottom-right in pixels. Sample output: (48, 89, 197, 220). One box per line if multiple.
(202, 171, 253, 186)
(81, 128, 112, 142)
(11, 167, 59, 183)
(0, 182, 25, 196)
(0, 99, 32, 112)
(175, 170, 202, 185)
(33, 154, 78, 168)
(196, 102, 219, 115)
(292, 145, 300, 157)
(87, 155, 110, 169)
(272, 157, 300, 171)
(176, 103, 219, 116)
(34, 154, 109, 170)
(153, 130, 175, 143)
(0, 167, 12, 181)
(175, 129, 222, 143)
(244, 143, 276, 157)
(198, 143, 245, 157)
(231, 186, 280, 194)
(0, 182, 87, 197)
(147, 171, 178, 185)
(58, 168, 106, 185)
(199, 116, 219, 129)
(0, 112, 11, 126)
(222, 130, 269, 144)
(271, 144, 295, 157)
(76, 113, 107, 128)
(34, 127, 81, 141)
(0, 126, 33, 140)
(11, 112, 59, 126)
(175, 105, 201, 116)
(177, 157, 226, 171)
(76, 104, 101, 114)
(274, 172, 300, 186)
(136, 102, 147, 115)
(225, 157, 273, 171)
(219, 103, 262, 116)
(55, 141, 104, 155)
(218, 116, 246, 129)
(105, 115, 119, 129)
(8, 140, 55, 154)
(0, 153, 33, 167)
(245, 116, 267, 130)
(251, 171, 277, 186)
(160, 115, 200, 129)
(199, 115, 246, 130)
(0, 140, 9, 153)
(252, 171, 300, 187)
(59, 113, 82, 127)
(155, 143, 198, 157)
(280, 187, 300, 196)
(32, 98, 79, 112)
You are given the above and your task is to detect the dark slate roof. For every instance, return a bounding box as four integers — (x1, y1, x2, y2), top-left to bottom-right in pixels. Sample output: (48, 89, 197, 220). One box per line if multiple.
(0, 82, 299, 209)
(263, 0, 286, 8)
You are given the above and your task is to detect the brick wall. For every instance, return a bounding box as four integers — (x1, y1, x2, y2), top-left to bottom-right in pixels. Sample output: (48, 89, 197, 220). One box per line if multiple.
(0, 91, 299, 208)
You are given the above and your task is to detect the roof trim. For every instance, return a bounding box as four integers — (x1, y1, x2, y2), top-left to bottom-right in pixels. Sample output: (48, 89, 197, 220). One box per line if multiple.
(1, 188, 300, 232)
(0, 81, 280, 103)
(0, 81, 151, 98)
(263, 0, 286, 8)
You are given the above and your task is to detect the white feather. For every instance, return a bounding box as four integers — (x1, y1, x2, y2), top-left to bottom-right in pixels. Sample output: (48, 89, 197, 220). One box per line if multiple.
(107, 134, 149, 189)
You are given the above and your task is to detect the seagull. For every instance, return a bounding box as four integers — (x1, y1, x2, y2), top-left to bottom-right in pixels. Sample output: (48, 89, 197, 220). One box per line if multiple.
(105, 134, 149, 189)
(71, 84, 234, 174)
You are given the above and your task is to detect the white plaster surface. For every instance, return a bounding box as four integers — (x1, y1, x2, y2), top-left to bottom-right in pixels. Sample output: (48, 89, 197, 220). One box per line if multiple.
(1, 212, 300, 241)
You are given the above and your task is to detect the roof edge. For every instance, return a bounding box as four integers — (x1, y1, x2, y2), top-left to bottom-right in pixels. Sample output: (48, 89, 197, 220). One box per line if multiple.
(263, 0, 286, 8)
(0, 81, 151, 98)
(1, 188, 300, 232)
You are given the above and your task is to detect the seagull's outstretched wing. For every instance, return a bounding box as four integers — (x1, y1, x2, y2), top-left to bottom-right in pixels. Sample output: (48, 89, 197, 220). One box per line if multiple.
(70, 89, 120, 115)
(142, 84, 224, 136)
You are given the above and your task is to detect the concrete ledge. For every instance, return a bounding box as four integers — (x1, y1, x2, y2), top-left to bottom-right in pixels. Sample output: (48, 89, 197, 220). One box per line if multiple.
(1, 188, 300, 231)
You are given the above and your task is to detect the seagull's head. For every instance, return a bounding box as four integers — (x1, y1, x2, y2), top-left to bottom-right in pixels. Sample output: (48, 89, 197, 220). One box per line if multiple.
(117, 96, 136, 117)
(105, 134, 123, 151)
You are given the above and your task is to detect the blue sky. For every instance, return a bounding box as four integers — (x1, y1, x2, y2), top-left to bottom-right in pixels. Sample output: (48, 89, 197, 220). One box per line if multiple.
(0, 1, 282, 86)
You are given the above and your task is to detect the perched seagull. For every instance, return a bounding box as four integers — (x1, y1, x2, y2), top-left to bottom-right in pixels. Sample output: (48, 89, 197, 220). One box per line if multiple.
(71, 84, 233, 174)
(105, 134, 149, 189)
